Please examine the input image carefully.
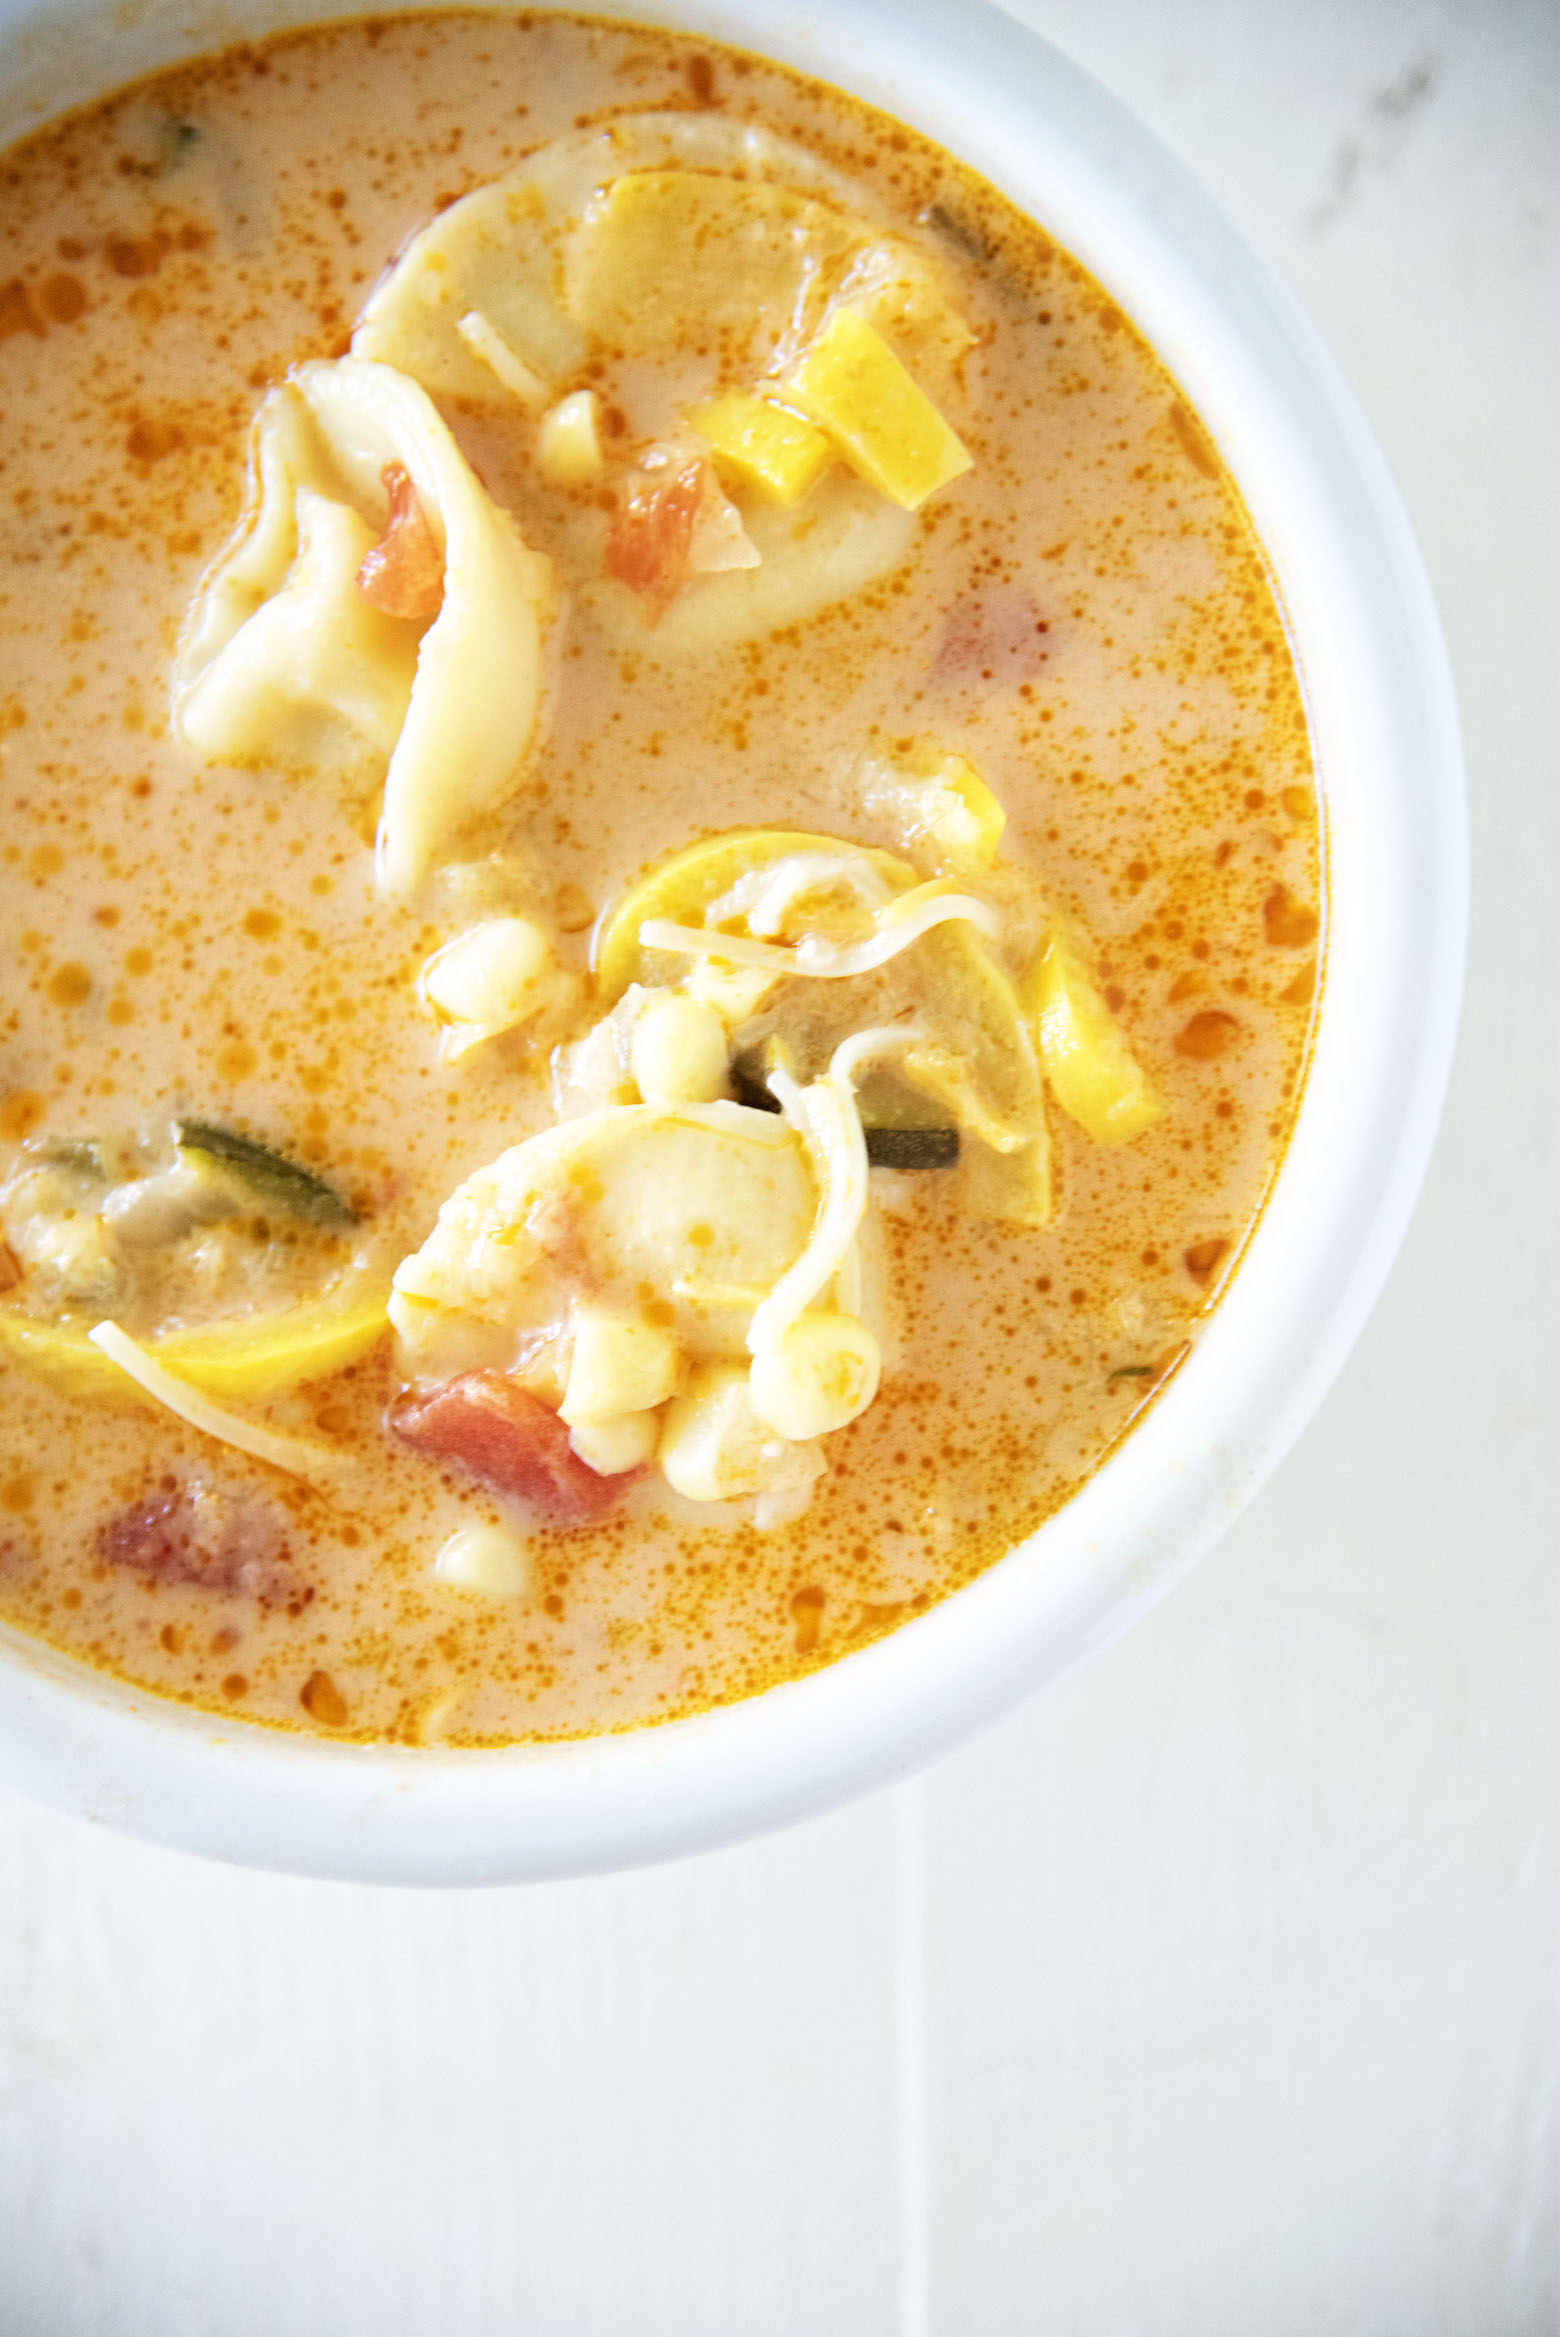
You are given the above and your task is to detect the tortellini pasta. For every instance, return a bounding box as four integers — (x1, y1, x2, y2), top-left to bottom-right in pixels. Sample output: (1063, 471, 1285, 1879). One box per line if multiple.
(171, 356, 554, 899)
(351, 113, 970, 650)
(587, 475, 915, 656)
(351, 112, 859, 403)
(387, 1099, 881, 1519)
(389, 1102, 817, 1381)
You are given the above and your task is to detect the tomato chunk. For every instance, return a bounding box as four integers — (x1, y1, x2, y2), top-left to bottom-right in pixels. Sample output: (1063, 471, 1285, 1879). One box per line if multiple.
(933, 584, 1050, 689)
(604, 457, 705, 619)
(97, 1478, 303, 1603)
(357, 461, 444, 622)
(391, 1370, 622, 1525)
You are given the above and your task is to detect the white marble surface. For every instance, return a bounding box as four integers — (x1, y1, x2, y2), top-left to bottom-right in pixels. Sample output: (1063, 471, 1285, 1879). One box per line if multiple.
(1, 0, 1556, 2328)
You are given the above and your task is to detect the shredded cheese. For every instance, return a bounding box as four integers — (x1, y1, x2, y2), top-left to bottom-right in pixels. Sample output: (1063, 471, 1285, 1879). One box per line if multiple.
(746, 1027, 920, 1361)
(86, 1322, 352, 1493)
(639, 877, 998, 984)
(454, 310, 550, 411)
(638, 922, 805, 975)
(706, 850, 891, 939)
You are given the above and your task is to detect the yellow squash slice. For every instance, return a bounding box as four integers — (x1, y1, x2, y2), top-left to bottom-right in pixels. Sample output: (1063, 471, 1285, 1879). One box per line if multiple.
(1031, 939, 1163, 1144)
(781, 306, 973, 510)
(565, 171, 858, 360)
(595, 827, 911, 1002)
(595, 827, 1050, 1221)
(0, 1286, 389, 1406)
(692, 391, 834, 506)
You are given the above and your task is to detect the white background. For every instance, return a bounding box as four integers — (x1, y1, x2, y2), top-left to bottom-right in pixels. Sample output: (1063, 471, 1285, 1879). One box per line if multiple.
(2, 0, 1557, 2328)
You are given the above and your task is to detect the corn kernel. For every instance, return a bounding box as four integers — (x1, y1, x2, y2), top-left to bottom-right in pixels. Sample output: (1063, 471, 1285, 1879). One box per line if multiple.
(536, 389, 605, 488)
(781, 305, 972, 511)
(569, 1409, 660, 1476)
(749, 1311, 881, 1440)
(630, 990, 731, 1106)
(659, 1360, 824, 1507)
(421, 917, 552, 1049)
(560, 1303, 682, 1427)
(692, 390, 833, 505)
(434, 1520, 531, 1600)
(1032, 940, 1163, 1144)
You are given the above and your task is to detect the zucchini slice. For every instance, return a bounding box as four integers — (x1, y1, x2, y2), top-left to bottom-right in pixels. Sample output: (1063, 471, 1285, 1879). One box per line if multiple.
(862, 1126, 959, 1171)
(173, 1122, 357, 1229)
(0, 1285, 389, 1404)
(733, 1041, 960, 1170)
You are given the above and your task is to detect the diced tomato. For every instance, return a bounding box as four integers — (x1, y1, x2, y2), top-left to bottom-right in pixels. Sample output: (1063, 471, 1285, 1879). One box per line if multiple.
(604, 458, 706, 620)
(98, 1478, 302, 1603)
(934, 584, 1051, 689)
(357, 461, 445, 622)
(391, 1370, 623, 1526)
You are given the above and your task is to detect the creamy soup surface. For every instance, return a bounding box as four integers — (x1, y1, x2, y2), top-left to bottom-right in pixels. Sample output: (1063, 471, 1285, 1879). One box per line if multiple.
(0, 10, 1322, 1744)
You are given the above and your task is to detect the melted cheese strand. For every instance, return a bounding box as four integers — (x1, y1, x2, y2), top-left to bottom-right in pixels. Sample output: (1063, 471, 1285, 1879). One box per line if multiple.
(833, 1238, 864, 1319)
(706, 850, 892, 938)
(747, 1027, 921, 1360)
(454, 310, 550, 410)
(639, 878, 1000, 983)
(87, 1322, 351, 1493)
(639, 922, 813, 974)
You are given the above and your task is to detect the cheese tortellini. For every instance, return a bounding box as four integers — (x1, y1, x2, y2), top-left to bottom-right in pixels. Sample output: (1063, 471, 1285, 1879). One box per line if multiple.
(388, 1099, 882, 1521)
(352, 112, 973, 650)
(171, 356, 554, 899)
(351, 112, 858, 403)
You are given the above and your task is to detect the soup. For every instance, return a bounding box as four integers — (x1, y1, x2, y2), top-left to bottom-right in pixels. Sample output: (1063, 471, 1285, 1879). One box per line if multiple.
(0, 11, 1322, 1745)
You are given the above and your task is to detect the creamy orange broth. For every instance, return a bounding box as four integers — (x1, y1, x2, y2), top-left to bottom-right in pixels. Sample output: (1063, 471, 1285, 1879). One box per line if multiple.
(0, 12, 1321, 1743)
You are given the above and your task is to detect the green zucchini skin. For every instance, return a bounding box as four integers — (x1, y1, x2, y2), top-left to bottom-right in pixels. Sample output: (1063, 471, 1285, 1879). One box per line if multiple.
(861, 1126, 959, 1171)
(729, 1070, 958, 1170)
(173, 1121, 357, 1227)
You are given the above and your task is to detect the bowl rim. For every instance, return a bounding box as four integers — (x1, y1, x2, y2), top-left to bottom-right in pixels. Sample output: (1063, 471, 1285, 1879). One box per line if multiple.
(0, 0, 1467, 1882)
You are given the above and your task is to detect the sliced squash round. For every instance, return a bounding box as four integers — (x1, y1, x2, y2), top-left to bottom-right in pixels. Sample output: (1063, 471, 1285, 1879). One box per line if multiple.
(594, 826, 1048, 1216)
(0, 1285, 390, 1406)
(0, 1311, 131, 1402)
(154, 1287, 391, 1401)
(1030, 939, 1163, 1145)
(594, 826, 914, 1002)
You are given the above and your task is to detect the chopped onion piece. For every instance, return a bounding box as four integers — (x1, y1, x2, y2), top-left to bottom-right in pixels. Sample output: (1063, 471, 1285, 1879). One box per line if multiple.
(86, 1322, 351, 1493)
(687, 472, 761, 574)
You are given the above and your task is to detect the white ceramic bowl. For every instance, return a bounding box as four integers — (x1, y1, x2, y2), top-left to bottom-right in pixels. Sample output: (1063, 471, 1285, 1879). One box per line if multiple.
(0, 0, 1466, 1882)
